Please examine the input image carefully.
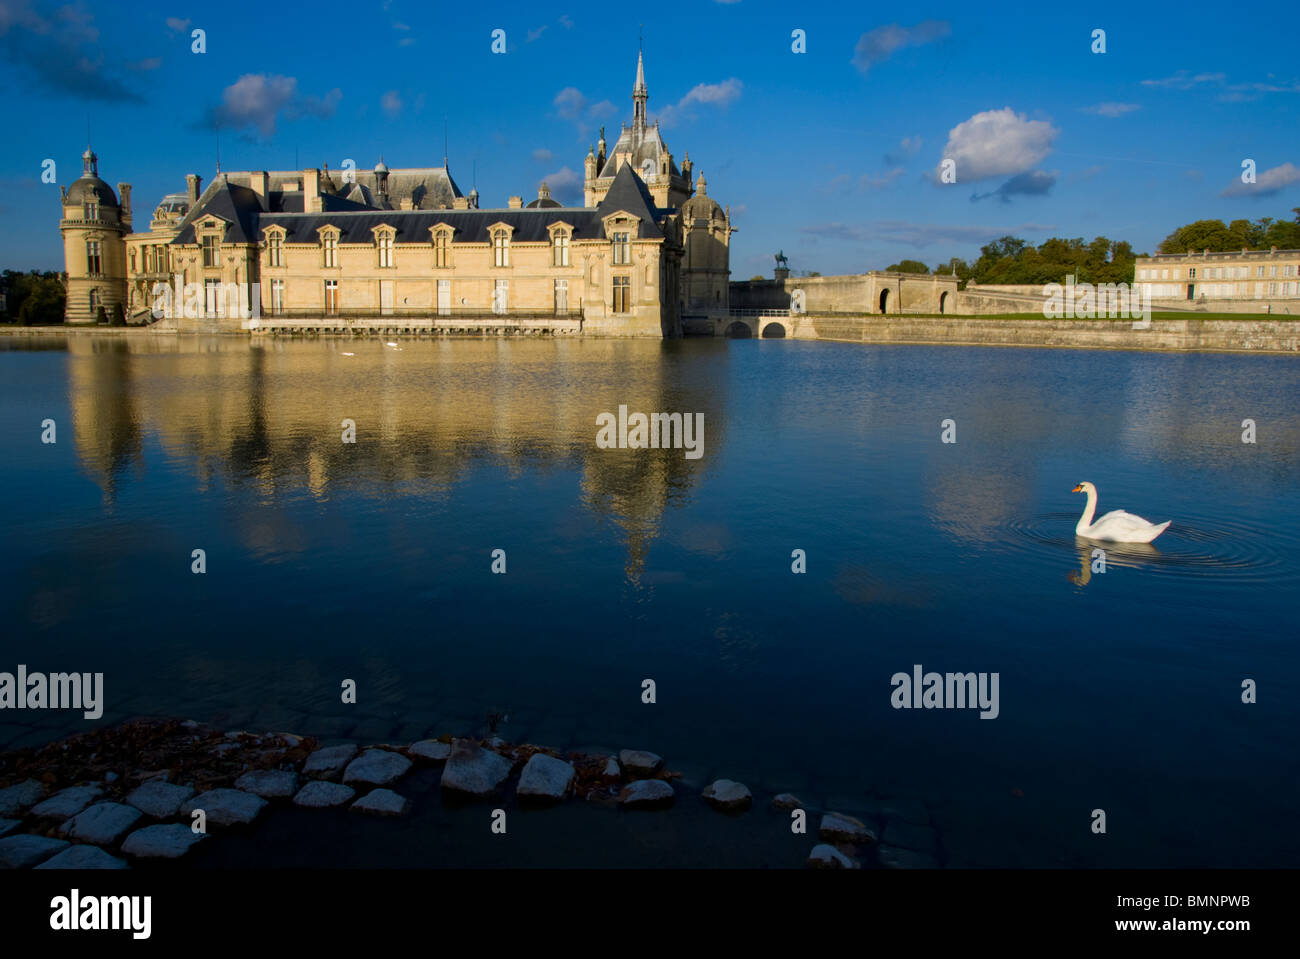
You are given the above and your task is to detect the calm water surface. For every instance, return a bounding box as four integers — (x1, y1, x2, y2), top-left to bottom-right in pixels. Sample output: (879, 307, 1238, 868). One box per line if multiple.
(1, 335, 1297, 867)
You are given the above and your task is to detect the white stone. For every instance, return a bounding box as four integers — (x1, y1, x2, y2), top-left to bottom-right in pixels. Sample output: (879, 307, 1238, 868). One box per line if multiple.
(440, 740, 513, 798)
(408, 740, 452, 763)
(303, 743, 358, 779)
(125, 781, 195, 818)
(771, 793, 804, 810)
(618, 749, 663, 777)
(516, 754, 575, 802)
(58, 802, 143, 845)
(807, 844, 859, 869)
(0, 780, 46, 817)
(35, 845, 128, 870)
(343, 749, 412, 787)
(618, 779, 675, 807)
(234, 769, 299, 799)
(292, 781, 356, 808)
(121, 824, 208, 859)
(703, 779, 752, 811)
(181, 789, 268, 828)
(29, 784, 104, 821)
(0, 834, 70, 868)
(349, 789, 409, 817)
(819, 811, 876, 845)
(603, 758, 621, 779)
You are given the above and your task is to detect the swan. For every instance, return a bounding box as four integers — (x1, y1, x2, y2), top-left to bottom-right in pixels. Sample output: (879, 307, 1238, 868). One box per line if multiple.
(1072, 482, 1170, 543)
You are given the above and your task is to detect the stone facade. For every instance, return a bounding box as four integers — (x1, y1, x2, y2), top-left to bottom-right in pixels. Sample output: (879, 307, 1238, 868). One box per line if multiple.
(61, 53, 727, 338)
(1135, 248, 1300, 312)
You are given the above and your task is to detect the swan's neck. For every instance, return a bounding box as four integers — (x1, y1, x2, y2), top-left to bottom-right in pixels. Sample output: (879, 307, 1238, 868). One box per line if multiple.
(1076, 488, 1098, 533)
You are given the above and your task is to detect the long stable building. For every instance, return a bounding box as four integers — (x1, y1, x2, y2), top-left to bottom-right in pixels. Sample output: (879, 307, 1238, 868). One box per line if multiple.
(59, 52, 733, 337)
(1134, 248, 1300, 306)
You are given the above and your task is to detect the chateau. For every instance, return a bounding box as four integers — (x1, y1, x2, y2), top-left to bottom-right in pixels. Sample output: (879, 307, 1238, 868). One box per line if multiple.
(58, 53, 733, 337)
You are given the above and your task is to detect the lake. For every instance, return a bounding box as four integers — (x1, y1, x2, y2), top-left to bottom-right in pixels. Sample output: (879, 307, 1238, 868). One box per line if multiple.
(1, 334, 1297, 867)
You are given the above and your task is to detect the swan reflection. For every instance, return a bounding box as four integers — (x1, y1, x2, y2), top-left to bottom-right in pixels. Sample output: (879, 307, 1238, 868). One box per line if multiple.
(1069, 536, 1160, 587)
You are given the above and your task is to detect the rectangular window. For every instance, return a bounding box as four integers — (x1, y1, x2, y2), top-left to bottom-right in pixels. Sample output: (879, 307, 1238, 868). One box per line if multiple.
(86, 241, 102, 275)
(613, 232, 630, 265)
(379, 279, 394, 314)
(268, 234, 282, 267)
(1257, 266, 1265, 278)
(553, 233, 569, 267)
(270, 279, 284, 315)
(613, 275, 630, 313)
(129, 249, 137, 273)
(434, 233, 449, 268)
(493, 279, 508, 314)
(1269, 265, 1278, 278)
(493, 230, 509, 268)
(323, 234, 337, 268)
(554, 279, 568, 313)
(204, 278, 220, 316)
(324, 279, 339, 314)
(1188, 268, 1196, 279)
(83, 202, 98, 221)
(378, 233, 393, 268)
(437, 279, 451, 316)
(202, 235, 219, 268)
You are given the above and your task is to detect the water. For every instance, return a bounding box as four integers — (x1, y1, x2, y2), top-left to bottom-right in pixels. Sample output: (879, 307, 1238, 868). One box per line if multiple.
(1, 335, 1297, 867)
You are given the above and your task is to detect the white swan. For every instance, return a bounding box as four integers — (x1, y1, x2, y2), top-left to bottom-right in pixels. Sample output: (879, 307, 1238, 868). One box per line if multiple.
(1072, 482, 1170, 543)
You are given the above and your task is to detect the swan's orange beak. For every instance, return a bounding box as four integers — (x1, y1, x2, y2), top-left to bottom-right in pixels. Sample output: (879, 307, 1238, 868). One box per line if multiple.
(1071, 485, 1083, 493)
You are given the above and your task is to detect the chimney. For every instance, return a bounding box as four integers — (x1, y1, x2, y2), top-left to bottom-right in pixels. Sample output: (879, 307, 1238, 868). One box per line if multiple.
(186, 173, 202, 204)
(453, 197, 470, 210)
(117, 183, 132, 225)
(304, 168, 322, 213)
(508, 196, 523, 209)
(249, 171, 269, 203)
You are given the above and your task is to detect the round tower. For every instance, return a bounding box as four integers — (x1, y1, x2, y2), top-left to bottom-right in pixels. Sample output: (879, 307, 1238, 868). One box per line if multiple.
(60, 147, 129, 323)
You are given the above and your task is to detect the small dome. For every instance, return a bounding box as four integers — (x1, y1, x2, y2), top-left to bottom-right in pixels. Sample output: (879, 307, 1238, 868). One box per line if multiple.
(374, 158, 389, 173)
(683, 191, 723, 222)
(65, 176, 118, 207)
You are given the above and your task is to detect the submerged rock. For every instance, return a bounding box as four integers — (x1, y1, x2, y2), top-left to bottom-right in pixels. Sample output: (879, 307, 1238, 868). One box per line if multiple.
(819, 811, 876, 845)
(0, 834, 70, 869)
(618, 779, 675, 808)
(292, 781, 356, 809)
(125, 781, 195, 819)
(771, 793, 805, 810)
(0, 780, 46, 817)
(181, 789, 268, 828)
(121, 824, 208, 860)
(807, 844, 859, 869)
(29, 784, 104, 821)
(349, 789, 410, 817)
(234, 769, 300, 800)
(343, 749, 412, 787)
(58, 802, 142, 846)
(602, 758, 621, 780)
(618, 749, 663, 778)
(35, 845, 128, 870)
(303, 743, 359, 780)
(703, 779, 752, 812)
(516, 754, 575, 803)
(440, 740, 513, 798)
(407, 740, 452, 763)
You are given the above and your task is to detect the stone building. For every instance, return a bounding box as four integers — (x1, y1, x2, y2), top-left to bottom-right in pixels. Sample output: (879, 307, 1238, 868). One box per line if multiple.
(62, 52, 730, 337)
(1135, 248, 1300, 311)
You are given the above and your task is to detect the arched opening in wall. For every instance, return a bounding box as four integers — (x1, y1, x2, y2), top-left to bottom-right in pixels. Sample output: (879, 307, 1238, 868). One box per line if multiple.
(879, 288, 890, 314)
(761, 322, 786, 339)
(939, 291, 949, 314)
(724, 321, 752, 339)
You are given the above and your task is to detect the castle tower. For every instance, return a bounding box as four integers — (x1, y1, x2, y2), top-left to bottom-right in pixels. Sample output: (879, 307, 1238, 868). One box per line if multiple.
(60, 147, 129, 323)
(681, 170, 733, 313)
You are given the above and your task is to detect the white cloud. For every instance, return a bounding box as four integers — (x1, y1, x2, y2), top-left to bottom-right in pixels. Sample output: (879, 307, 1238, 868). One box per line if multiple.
(532, 148, 553, 164)
(1221, 161, 1300, 197)
(938, 107, 1059, 182)
(657, 78, 742, 127)
(541, 166, 582, 205)
(853, 21, 950, 73)
(1083, 102, 1140, 117)
(381, 90, 402, 119)
(207, 74, 341, 137)
(1140, 72, 1224, 90)
(553, 87, 586, 119)
(165, 16, 190, 34)
(527, 25, 547, 43)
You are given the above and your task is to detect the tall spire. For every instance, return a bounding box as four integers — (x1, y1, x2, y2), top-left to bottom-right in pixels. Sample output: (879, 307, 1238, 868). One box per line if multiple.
(633, 48, 647, 134)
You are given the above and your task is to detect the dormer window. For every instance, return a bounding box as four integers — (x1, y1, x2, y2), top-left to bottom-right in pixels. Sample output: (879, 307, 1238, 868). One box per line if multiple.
(433, 229, 451, 268)
(493, 228, 510, 267)
(376, 230, 394, 268)
(83, 202, 98, 221)
(612, 231, 630, 265)
(322, 231, 338, 268)
(202, 235, 219, 268)
(551, 231, 570, 267)
(267, 232, 283, 267)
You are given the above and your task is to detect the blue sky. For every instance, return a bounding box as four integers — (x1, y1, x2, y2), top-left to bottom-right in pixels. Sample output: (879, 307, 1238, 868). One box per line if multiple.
(1, 0, 1296, 276)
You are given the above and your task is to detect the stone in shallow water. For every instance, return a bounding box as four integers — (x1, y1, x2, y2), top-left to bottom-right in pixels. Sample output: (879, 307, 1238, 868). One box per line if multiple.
(772, 793, 805, 810)
(516, 754, 575, 802)
(234, 769, 300, 800)
(877, 845, 939, 869)
(618, 779, 675, 808)
(29, 784, 104, 821)
(349, 789, 410, 817)
(121, 824, 208, 860)
(407, 740, 452, 763)
(0, 780, 46, 817)
(440, 741, 513, 798)
(35, 844, 128, 870)
(292, 781, 356, 808)
(618, 749, 663, 777)
(181, 789, 268, 828)
(0, 834, 70, 869)
(820, 811, 876, 845)
(125, 781, 196, 819)
(58, 802, 143, 846)
(303, 743, 358, 780)
(807, 844, 859, 869)
(343, 749, 412, 787)
(602, 758, 621, 780)
(703, 779, 752, 812)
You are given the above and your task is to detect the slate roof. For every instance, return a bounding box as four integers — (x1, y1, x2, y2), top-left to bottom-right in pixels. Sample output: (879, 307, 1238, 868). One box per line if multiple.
(594, 163, 666, 238)
(172, 176, 372, 244)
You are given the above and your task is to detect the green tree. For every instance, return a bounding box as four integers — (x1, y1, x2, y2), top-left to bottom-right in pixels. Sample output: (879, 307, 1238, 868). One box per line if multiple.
(886, 259, 930, 274)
